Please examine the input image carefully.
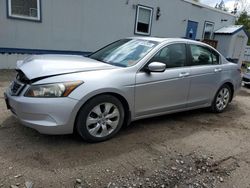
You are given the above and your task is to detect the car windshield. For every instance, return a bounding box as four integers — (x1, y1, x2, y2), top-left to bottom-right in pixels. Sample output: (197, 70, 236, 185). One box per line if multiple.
(89, 39, 158, 67)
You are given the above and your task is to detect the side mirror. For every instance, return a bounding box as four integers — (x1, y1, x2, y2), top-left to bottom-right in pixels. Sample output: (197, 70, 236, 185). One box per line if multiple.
(146, 62, 166, 73)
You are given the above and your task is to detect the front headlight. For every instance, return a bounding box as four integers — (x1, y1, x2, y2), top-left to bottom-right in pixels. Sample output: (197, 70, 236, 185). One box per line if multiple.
(25, 81, 83, 98)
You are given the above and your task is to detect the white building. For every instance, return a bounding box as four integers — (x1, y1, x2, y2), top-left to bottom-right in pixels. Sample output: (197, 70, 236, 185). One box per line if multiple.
(214, 25, 249, 65)
(0, 0, 240, 68)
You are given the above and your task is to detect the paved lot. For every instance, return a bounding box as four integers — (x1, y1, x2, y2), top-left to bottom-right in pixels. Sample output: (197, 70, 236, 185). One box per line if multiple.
(0, 70, 250, 188)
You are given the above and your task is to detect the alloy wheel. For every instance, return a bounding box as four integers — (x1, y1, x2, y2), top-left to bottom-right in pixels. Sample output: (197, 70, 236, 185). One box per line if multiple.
(216, 87, 230, 111)
(86, 103, 120, 138)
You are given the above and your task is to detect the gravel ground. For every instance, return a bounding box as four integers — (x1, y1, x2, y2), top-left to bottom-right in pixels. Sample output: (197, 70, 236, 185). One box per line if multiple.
(0, 70, 250, 188)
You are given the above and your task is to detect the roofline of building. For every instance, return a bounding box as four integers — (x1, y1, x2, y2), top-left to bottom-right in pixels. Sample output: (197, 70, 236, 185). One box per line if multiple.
(214, 26, 249, 37)
(182, 0, 236, 17)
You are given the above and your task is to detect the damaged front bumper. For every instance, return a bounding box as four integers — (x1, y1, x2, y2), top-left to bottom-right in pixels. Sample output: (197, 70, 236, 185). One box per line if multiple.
(4, 87, 78, 135)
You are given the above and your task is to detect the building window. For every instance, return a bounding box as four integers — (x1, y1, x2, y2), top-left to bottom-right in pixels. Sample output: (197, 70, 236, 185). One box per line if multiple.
(7, 0, 41, 21)
(135, 5, 153, 36)
(203, 21, 214, 39)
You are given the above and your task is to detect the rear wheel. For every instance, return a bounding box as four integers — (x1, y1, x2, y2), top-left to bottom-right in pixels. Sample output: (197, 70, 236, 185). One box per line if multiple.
(76, 95, 125, 142)
(211, 84, 232, 113)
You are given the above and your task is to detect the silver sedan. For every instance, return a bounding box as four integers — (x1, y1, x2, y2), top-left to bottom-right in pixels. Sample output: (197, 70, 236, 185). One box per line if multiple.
(4, 37, 242, 142)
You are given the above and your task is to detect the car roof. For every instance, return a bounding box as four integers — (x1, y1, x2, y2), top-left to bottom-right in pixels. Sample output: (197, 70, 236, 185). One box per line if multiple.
(127, 36, 222, 56)
(128, 36, 209, 46)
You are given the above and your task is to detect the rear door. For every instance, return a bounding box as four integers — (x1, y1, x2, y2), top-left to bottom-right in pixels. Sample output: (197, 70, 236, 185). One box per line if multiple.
(187, 44, 222, 107)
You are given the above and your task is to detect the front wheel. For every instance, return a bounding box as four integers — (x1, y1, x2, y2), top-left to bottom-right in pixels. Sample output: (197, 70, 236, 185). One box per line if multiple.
(211, 85, 232, 113)
(76, 95, 125, 142)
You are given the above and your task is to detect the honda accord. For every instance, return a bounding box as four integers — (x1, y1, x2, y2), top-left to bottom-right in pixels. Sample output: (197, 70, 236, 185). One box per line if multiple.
(4, 37, 242, 142)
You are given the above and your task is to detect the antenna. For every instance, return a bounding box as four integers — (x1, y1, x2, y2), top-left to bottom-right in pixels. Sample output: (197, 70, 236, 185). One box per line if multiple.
(232, 0, 239, 14)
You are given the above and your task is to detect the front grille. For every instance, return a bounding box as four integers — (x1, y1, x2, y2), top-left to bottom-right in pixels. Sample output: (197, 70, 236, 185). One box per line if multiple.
(243, 77, 250, 82)
(9, 70, 29, 96)
(10, 80, 25, 96)
(11, 81, 21, 93)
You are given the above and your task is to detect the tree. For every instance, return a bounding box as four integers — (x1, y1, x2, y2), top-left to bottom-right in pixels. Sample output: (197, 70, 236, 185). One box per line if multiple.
(236, 11, 250, 44)
(238, 0, 250, 13)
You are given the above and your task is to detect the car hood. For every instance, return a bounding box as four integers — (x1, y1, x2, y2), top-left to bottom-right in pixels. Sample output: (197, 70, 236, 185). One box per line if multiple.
(17, 54, 116, 80)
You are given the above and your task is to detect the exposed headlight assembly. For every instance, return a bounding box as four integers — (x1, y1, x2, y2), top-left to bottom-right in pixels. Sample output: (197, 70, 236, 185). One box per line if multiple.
(25, 81, 83, 98)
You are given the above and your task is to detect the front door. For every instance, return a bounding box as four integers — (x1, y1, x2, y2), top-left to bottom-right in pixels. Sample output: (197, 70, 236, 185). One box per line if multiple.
(135, 43, 191, 118)
(186, 21, 198, 40)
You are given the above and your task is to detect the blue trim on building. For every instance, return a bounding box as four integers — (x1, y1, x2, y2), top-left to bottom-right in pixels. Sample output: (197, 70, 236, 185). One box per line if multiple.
(0, 47, 92, 56)
(186, 20, 199, 40)
(230, 27, 248, 36)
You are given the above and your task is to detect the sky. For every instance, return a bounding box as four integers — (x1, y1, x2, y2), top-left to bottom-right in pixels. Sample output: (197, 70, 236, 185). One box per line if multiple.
(200, 0, 250, 13)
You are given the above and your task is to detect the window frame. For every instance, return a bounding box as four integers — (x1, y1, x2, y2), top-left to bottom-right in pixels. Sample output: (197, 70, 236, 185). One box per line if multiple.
(6, 0, 42, 22)
(187, 44, 221, 67)
(134, 5, 153, 36)
(202, 21, 215, 40)
(210, 48, 221, 65)
(140, 42, 189, 72)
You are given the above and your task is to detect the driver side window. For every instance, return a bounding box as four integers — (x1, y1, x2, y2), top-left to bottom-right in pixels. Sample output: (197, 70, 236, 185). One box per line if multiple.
(149, 43, 186, 68)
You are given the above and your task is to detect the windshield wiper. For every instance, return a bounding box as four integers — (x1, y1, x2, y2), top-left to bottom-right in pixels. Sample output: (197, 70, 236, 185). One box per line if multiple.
(106, 62, 127, 67)
(89, 57, 126, 67)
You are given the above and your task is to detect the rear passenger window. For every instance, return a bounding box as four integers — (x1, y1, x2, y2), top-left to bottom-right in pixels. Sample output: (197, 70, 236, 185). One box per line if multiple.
(149, 43, 186, 68)
(211, 50, 220, 65)
(190, 45, 212, 66)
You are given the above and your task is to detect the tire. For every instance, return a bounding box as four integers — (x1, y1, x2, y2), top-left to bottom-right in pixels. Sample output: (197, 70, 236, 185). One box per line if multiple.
(211, 84, 232, 113)
(76, 95, 125, 142)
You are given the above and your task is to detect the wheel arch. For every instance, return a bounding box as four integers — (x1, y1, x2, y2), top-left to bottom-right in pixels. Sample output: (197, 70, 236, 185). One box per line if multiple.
(221, 82, 234, 102)
(73, 92, 132, 133)
(215, 81, 234, 102)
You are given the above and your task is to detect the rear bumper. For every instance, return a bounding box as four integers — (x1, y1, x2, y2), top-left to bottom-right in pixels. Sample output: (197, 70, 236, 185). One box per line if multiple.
(4, 88, 79, 135)
(233, 76, 242, 98)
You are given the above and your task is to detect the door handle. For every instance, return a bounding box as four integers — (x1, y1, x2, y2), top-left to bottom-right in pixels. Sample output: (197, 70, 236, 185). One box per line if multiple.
(214, 68, 222, 72)
(179, 72, 190, 78)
